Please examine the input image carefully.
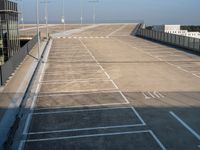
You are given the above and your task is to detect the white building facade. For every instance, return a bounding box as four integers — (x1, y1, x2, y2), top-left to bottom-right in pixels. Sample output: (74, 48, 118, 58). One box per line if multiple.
(152, 25, 200, 39)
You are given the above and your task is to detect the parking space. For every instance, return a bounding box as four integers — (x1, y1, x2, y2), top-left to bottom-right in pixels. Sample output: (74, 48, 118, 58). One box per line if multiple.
(24, 130, 165, 150)
(35, 91, 128, 110)
(15, 24, 200, 150)
(26, 107, 145, 134)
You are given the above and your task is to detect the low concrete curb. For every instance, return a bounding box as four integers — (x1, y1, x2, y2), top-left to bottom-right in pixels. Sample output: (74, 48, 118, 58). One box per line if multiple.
(0, 39, 49, 149)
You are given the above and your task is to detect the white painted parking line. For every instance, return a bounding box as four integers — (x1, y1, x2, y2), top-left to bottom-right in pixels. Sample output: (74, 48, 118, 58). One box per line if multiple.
(40, 78, 109, 83)
(142, 92, 165, 99)
(176, 66, 189, 73)
(27, 124, 145, 135)
(32, 106, 133, 115)
(150, 52, 172, 54)
(20, 130, 166, 150)
(106, 25, 126, 37)
(79, 39, 146, 125)
(157, 55, 185, 58)
(25, 107, 146, 135)
(37, 90, 120, 98)
(170, 111, 200, 141)
(192, 74, 200, 79)
(142, 92, 151, 99)
(43, 70, 103, 75)
(22, 39, 53, 143)
(35, 101, 128, 111)
(198, 145, 200, 148)
(39, 88, 118, 95)
(48, 55, 91, 58)
(39, 79, 112, 85)
(148, 130, 167, 150)
(79, 39, 129, 104)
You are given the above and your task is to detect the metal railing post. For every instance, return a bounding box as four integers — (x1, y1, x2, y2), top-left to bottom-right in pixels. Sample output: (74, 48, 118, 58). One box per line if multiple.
(193, 38, 195, 50)
(0, 65, 2, 86)
(199, 39, 200, 52)
(188, 37, 190, 48)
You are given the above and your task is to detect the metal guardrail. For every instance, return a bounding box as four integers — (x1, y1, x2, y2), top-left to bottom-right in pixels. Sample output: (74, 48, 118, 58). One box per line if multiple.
(0, 34, 38, 85)
(136, 28, 200, 53)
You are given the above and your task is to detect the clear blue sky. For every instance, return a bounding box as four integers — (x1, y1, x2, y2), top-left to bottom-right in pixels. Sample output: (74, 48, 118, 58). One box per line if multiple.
(21, 0, 200, 25)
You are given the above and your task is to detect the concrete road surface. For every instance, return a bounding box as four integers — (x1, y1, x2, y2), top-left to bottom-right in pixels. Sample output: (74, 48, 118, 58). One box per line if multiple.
(13, 24, 200, 150)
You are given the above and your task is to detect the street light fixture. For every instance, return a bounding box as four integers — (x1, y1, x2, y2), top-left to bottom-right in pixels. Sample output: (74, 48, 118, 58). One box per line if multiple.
(88, 0, 99, 24)
(61, 0, 65, 31)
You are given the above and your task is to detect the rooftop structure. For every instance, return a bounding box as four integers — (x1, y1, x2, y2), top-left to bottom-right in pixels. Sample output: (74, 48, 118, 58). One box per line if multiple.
(153, 25, 200, 39)
(0, 0, 20, 64)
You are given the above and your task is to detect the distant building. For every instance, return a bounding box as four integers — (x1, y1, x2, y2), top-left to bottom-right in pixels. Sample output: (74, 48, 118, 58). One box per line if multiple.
(152, 25, 200, 39)
(0, 0, 20, 64)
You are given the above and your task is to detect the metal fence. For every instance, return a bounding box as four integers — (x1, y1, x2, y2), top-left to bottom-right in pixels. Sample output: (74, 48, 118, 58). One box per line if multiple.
(0, 34, 38, 85)
(136, 28, 200, 53)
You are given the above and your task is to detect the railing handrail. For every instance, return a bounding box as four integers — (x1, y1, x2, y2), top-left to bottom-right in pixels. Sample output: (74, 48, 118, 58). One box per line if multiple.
(0, 34, 39, 85)
(136, 28, 200, 53)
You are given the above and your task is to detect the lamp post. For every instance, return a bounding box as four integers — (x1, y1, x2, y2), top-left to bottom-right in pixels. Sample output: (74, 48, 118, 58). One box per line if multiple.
(88, 0, 99, 24)
(40, 0, 50, 39)
(80, 0, 83, 25)
(61, 0, 65, 31)
(36, 0, 40, 59)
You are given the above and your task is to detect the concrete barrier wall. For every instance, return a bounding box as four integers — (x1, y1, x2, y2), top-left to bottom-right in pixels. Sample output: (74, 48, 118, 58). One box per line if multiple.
(0, 34, 39, 85)
(136, 28, 200, 53)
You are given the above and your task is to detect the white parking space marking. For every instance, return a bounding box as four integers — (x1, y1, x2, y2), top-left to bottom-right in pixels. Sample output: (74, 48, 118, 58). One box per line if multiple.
(35, 102, 128, 111)
(32, 106, 135, 116)
(25, 107, 146, 135)
(43, 70, 103, 75)
(67, 36, 110, 39)
(79, 39, 131, 104)
(106, 25, 126, 37)
(39, 79, 113, 84)
(142, 92, 165, 99)
(26, 125, 144, 135)
(40, 78, 110, 83)
(20, 130, 166, 150)
(79, 39, 148, 126)
(38, 88, 118, 95)
(192, 74, 200, 79)
(170, 111, 200, 141)
(37, 90, 120, 98)
(115, 38, 200, 80)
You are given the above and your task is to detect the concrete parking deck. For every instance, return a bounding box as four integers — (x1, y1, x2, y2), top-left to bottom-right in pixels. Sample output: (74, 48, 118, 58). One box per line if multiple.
(12, 24, 200, 150)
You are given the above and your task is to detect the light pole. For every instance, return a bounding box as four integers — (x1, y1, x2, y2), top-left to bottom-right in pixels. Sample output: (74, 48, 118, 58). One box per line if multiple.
(88, 0, 99, 24)
(36, 0, 40, 59)
(61, 0, 65, 31)
(80, 0, 83, 25)
(40, 0, 50, 39)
